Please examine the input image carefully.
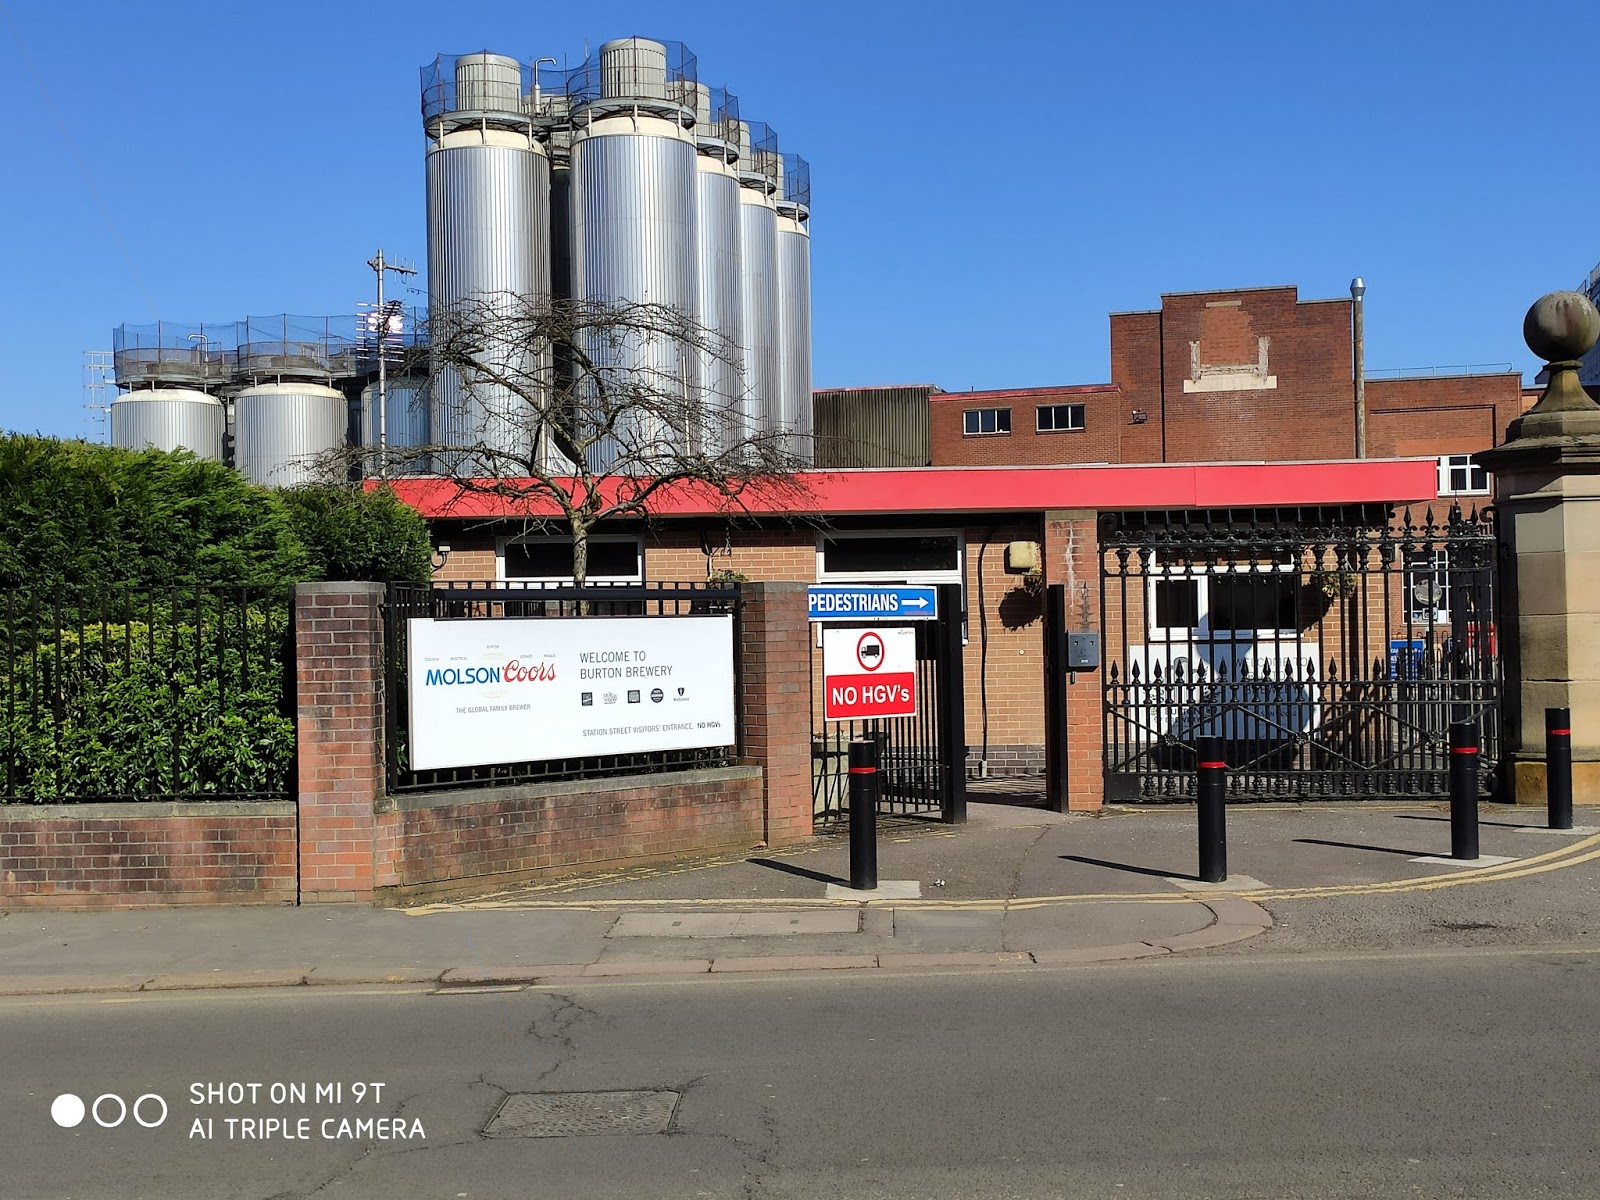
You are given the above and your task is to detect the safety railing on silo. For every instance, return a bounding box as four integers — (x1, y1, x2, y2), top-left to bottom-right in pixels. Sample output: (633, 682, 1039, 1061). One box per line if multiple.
(567, 39, 697, 117)
(740, 120, 782, 191)
(781, 153, 811, 212)
(111, 320, 240, 390)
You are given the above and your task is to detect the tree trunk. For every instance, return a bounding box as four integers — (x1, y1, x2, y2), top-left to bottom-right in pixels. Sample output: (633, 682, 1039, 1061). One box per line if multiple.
(571, 527, 588, 590)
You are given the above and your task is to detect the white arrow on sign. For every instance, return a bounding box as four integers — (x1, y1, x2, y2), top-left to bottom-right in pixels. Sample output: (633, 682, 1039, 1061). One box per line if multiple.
(903, 595, 930, 609)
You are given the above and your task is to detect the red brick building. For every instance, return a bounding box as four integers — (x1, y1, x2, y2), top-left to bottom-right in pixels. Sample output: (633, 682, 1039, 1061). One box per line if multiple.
(927, 286, 1529, 491)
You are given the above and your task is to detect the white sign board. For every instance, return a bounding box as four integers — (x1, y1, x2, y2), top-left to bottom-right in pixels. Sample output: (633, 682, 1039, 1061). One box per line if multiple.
(406, 615, 736, 771)
(822, 626, 918, 721)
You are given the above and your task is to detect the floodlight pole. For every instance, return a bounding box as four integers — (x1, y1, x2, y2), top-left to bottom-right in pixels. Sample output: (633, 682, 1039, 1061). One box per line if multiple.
(368, 249, 417, 479)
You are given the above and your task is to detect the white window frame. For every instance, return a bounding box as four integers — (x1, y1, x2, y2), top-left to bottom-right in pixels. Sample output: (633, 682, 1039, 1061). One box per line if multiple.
(1437, 454, 1490, 497)
(962, 407, 1011, 436)
(1145, 558, 1299, 643)
(496, 534, 645, 585)
(1036, 402, 1086, 433)
(1404, 548, 1451, 625)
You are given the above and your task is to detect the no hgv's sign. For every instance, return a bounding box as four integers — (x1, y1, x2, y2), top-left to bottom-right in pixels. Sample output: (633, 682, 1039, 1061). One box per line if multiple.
(822, 627, 918, 722)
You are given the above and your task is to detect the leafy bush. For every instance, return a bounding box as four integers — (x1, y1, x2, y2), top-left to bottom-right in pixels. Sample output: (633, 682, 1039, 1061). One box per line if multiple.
(280, 484, 433, 584)
(3, 605, 294, 800)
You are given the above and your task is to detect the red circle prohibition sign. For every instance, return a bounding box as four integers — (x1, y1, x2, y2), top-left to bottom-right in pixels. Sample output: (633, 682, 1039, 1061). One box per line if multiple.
(855, 630, 887, 672)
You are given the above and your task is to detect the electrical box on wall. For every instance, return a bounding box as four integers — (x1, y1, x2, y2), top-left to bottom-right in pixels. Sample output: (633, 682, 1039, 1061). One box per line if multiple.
(1067, 632, 1100, 670)
(1005, 541, 1040, 573)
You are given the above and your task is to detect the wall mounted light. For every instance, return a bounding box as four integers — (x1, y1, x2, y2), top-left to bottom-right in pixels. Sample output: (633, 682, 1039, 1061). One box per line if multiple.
(1131, 409, 1148, 424)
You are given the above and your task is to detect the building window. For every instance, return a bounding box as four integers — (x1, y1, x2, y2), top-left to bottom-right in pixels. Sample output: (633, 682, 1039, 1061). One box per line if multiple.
(817, 532, 963, 582)
(1437, 454, 1490, 496)
(1036, 403, 1086, 432)
(1147, 555, 1299, 642)
(962, 407, 1011, 436)
(499, 536, 644, 584)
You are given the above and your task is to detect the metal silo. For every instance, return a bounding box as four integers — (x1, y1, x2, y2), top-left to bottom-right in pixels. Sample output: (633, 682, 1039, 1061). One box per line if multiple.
(360, 378, 430, 475)
(233, 383, 347, 488)
(736, 121, 782, 441)
(422, 52, 552, 475)
(109, 388, 225, 460)
(776, 153, 812, 464)
(568, 39, 701, 470)
(693, 84, 744, 452)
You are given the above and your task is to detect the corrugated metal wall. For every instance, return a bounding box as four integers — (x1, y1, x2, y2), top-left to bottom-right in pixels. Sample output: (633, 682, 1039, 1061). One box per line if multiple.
(812, 386, 934, 468)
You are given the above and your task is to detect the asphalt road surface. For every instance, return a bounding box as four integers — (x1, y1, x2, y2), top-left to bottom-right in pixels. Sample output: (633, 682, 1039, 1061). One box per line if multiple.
(5, 946, 1599, 1199)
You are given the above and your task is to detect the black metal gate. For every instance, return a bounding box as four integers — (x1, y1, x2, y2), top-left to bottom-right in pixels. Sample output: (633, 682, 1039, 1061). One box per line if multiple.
(811, 583, 967, 823)
(1100, 504, 1500, 801)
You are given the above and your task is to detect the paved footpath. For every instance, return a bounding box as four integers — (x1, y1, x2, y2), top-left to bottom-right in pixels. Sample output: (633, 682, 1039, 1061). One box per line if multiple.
(2, 797, 1597, 995)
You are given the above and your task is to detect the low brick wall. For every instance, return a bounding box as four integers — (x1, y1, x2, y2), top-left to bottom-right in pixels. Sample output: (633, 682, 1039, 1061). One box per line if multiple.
(0, 802, 297, 909)
(375, 765, 765, 905)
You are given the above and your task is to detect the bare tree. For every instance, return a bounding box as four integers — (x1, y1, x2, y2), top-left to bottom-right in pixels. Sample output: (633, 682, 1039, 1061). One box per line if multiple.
(382, 292, 812, 586)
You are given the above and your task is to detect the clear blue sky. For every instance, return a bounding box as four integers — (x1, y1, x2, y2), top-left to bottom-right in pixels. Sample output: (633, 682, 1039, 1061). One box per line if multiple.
(2, 0, 1595, 440)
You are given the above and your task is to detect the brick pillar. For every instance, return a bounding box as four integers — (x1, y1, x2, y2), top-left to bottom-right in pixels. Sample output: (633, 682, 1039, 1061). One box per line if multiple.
(294, 582, 387, 903)
(1044, 510, 1104, 811)
(738, 582, 813, 846)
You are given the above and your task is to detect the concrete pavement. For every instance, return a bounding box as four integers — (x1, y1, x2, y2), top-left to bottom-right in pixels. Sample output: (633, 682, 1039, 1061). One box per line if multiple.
(2, 795, 1597, 995)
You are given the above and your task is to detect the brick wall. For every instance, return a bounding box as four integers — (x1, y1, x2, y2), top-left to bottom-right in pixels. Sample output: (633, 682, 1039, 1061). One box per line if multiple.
(930, 386, 1124, 467)
(376, 767, 764, 904)
(1366, 373, 1524, 457)
(738, 582, 813, 845)
(294, 582, 386, 904)
(0, 802, 296, 908)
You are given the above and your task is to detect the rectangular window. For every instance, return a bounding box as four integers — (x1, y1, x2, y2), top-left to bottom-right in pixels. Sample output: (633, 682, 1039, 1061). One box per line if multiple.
(500, 537, 643, 583)
(1437, 454, 1490, 496)
(1404, 549, 1450, 623)
(818, 534, 962, 578)
(1036, 403, 1086, 432)
(1153, 579, 1200, 630)
(1208, 572, 1299, 633)
(1147, 564, 1300, 641)
(962, 407, 1011, 436)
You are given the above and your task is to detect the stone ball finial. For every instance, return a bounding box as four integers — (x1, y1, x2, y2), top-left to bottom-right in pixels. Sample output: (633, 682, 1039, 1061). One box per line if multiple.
(1524, 290, 1600, 363)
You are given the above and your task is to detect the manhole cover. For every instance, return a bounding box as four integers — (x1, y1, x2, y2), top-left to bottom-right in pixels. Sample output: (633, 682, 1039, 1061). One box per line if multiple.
(483, 1090, 680, 1138)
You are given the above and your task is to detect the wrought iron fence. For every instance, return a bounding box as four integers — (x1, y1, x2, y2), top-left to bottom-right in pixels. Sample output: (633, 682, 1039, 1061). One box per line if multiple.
(1, 586, 293, 804)
(1100, 504, 1500, 801)
(384, 580, 740, 795)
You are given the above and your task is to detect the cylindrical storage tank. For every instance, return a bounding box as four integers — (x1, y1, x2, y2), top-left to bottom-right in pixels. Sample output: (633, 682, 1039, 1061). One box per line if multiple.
(454, 52, 522, 113)
(736, 181, 780, 438)
(600, 38, 668, 100)
(233, 382, 347, 488)
(569, 110, 700, 469)
(425, 124, 552, 474)
(775, 212, 812, 463)
(360, 378, 430, 475)
(696, 152, 744, 451)
(109, 388, 225, 460)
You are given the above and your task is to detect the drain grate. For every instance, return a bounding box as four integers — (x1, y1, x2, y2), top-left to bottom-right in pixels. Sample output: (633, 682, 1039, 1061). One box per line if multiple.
(483, 1090, 681, 1138)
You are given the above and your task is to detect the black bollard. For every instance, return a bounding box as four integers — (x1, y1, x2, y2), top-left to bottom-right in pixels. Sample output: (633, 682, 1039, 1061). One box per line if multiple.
(1195, 735, 1227, 884)
(1547, 707, 1573, 831)
(1449, 719, 1480, 860)
(848, 738, 879, 891)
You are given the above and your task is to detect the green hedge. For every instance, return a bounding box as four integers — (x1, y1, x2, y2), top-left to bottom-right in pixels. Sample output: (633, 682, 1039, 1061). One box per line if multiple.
(0, 435, 432, 801)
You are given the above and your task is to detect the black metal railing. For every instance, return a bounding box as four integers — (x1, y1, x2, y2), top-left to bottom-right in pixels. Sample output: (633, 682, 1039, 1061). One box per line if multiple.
(1, 586, 293, 804)
(1100, 504, 1500, 801)
(384, 580, 741, 795)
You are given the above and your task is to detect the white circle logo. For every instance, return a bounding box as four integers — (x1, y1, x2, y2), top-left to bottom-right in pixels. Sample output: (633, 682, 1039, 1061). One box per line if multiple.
(51, 1094, 86, 1128)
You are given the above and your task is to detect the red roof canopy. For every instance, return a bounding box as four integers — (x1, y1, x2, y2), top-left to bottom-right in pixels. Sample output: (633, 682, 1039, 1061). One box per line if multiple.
(380, 459, 1440, 521)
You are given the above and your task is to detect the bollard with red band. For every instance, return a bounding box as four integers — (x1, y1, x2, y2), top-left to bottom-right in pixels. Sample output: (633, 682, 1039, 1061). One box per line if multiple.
(1547, 707, 1573, 831)
(848, 738, 879, 891)
(1449, 719, 1480, 861)
(1195, 735, 1228, 884)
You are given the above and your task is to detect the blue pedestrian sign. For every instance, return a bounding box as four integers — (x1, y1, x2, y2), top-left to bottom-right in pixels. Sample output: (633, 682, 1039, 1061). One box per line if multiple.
(807, 585, 938, 622)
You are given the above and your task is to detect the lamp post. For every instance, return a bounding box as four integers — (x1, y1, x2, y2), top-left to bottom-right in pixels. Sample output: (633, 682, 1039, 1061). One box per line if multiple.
(1351, 276, 1367, 458)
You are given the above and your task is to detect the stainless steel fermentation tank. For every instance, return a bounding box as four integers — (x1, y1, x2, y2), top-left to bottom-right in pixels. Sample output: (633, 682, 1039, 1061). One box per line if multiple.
(423, 52, 552, 473)
(109, 388, 225, 461)
(568, 38, 701, 470)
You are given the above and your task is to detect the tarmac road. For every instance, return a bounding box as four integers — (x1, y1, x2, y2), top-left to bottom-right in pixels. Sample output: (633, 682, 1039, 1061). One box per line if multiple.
(5, 944, 1600, 1200)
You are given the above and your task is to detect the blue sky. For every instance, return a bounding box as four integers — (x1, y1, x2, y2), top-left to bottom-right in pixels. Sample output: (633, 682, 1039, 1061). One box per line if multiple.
(1, 0, 1595, 440)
